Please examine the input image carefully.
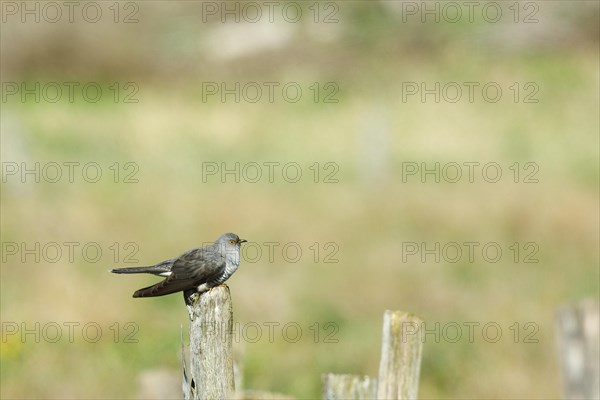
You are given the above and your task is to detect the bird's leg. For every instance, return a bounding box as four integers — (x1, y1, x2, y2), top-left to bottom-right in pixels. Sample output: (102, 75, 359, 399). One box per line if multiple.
(183, 290, 191, 306)
(184, 283, 220, 319)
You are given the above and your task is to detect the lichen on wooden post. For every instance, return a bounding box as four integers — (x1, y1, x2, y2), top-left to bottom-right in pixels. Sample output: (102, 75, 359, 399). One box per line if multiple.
(183, 285, 235, 400)
(377, 310, 424, 400)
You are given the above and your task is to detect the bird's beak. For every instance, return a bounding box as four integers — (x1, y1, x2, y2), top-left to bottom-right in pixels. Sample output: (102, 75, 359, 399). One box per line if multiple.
(239, 239, 248, 244)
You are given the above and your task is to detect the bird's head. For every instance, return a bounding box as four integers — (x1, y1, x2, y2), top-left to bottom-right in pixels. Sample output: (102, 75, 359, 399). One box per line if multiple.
(215, 233, 247, 263)
(216, 233, 247, 249)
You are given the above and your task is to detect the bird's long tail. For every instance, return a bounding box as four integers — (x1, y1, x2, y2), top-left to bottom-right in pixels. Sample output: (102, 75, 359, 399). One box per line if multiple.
(111, 266, 158, 274)
(111, 259, 174, 277)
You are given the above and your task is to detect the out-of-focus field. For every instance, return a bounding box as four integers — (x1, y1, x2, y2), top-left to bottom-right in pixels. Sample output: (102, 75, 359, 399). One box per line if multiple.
(1, 2, 598, 399)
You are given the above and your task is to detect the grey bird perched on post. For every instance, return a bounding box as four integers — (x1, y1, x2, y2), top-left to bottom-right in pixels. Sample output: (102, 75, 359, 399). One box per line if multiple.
(111, 233, 246, 305)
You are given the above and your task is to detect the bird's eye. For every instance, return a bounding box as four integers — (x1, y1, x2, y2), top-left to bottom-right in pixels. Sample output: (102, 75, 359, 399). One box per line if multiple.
(229, 239, 235, 244)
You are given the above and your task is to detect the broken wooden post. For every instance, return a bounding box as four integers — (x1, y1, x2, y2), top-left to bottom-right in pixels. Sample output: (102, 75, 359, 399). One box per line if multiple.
(377, 310, 424, 400)
(183, 285, 235, 400)
(322, 373, 377, 400)
(557, 299, 599, 400)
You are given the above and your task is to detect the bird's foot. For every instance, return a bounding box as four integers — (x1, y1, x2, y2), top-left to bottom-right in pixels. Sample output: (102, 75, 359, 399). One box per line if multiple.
(183, 289, 201, 320)
(189, 292, 200, 307)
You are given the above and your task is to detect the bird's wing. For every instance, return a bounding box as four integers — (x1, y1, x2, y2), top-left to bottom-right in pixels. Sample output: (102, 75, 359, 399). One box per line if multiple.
(133, 248, 225, 298)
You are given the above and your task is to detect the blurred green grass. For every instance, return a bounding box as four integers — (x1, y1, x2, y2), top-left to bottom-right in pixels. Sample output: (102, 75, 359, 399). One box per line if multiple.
(1, 2, 599, 399)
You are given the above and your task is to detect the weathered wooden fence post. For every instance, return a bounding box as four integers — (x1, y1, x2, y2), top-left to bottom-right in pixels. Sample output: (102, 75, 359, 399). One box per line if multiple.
(183, 285, 235, 400)
(556, 299, 599, 400)
(322, 310, 423, 400)
(377, 310, 424, 400)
